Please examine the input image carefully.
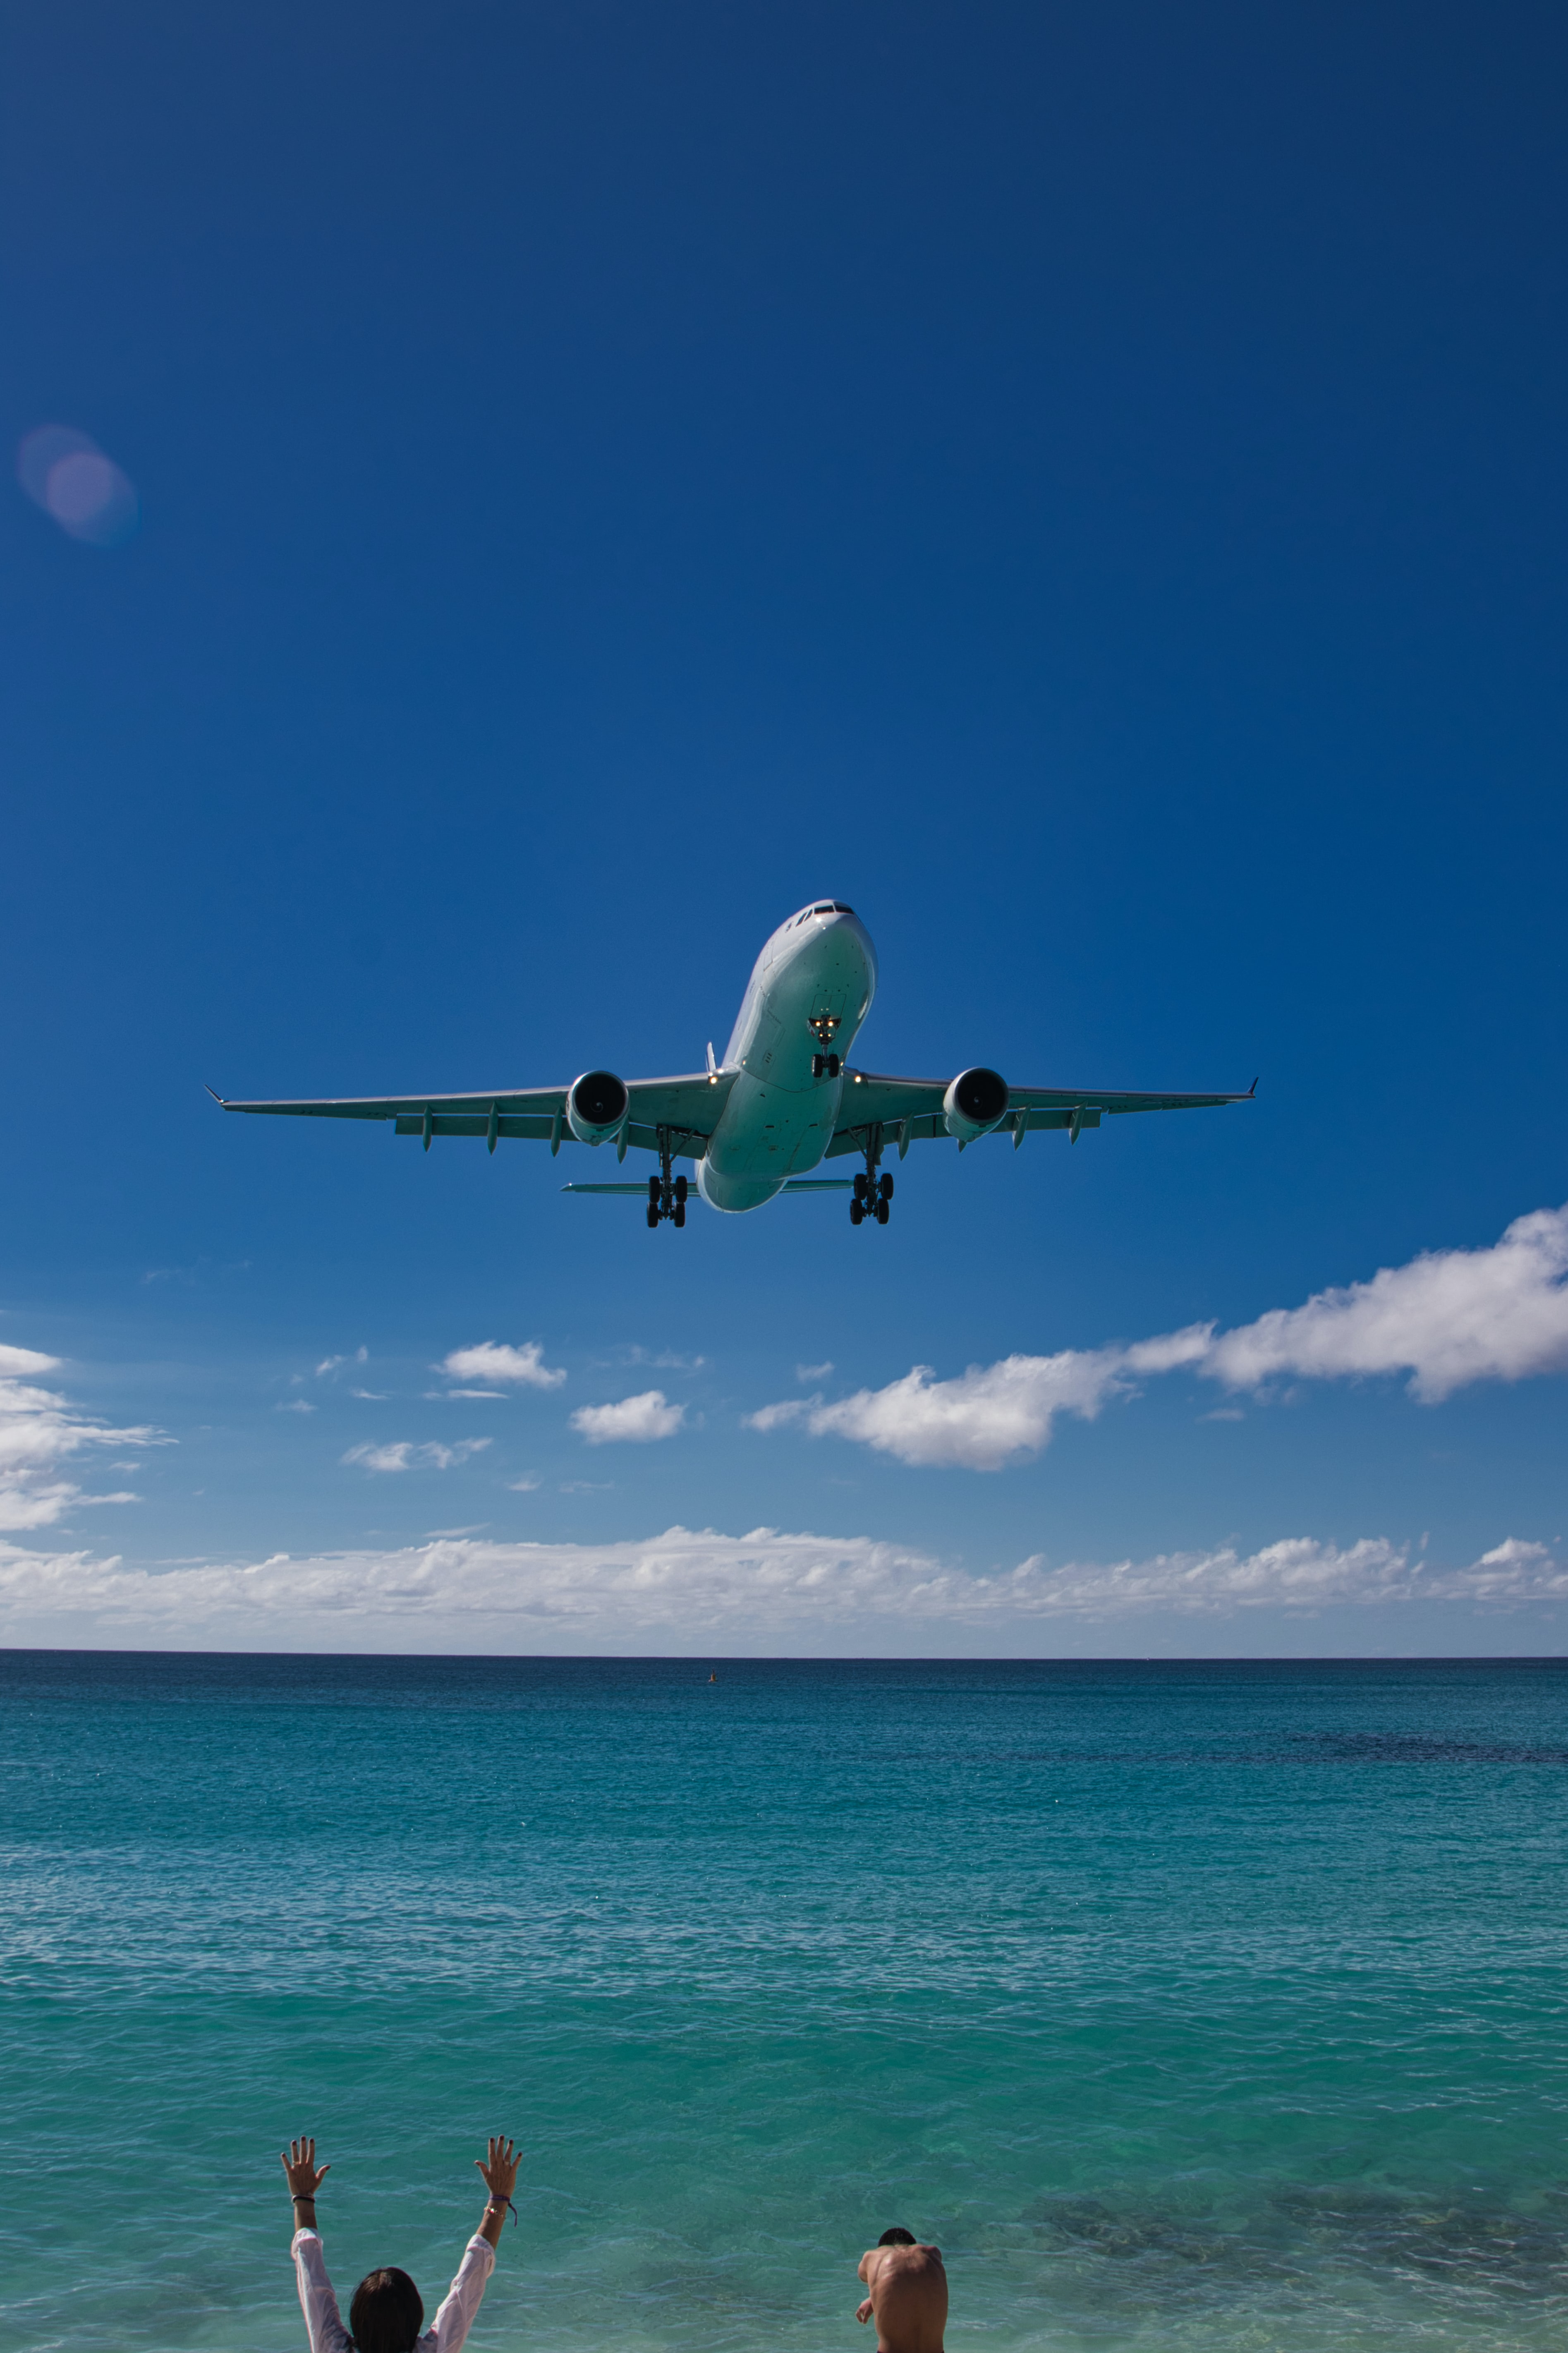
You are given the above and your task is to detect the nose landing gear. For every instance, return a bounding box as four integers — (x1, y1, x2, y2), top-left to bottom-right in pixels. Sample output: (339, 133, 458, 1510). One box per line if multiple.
(808, 1012, 842, 1082)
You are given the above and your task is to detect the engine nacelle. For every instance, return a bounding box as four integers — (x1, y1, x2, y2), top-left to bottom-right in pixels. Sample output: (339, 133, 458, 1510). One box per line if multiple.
(567, 1069, 630, 1145)
(943, 1066, 1009, 1144)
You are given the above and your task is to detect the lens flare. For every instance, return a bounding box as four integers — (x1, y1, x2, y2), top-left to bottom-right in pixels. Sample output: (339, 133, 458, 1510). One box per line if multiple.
(17, 424, 139, 546)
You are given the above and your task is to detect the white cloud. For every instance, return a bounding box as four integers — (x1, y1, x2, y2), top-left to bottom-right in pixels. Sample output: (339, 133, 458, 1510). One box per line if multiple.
(570, 1391, 685, 1445)
(437, 1342, 565, 1390)
(342, 1438, 492, 1474)
(745, 1396, 814, 1432)
(750, 1204, 1568, 1469)
(1202, 1203, 1568, 1401)
(316, 1347, 368, 1377)
(277, 1399, 316, 1415)
(0, 1525, 1561, 1653)
(0, 1358, 163, 1530)
(793, 1351, 1133, 1471)
(797, 1360, 834, 1383)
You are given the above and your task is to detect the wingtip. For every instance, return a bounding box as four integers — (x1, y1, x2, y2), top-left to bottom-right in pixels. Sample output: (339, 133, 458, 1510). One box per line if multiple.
(204, 1084, 227, 1107)
(1249, 1076, 1259, 1097)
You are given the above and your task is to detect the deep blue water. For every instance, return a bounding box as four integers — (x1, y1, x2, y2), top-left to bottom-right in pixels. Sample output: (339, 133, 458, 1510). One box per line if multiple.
(2, 1653, 1566, 2352)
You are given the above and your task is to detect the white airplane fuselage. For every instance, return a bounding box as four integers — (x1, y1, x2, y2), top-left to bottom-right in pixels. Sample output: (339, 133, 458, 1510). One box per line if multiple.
(696, 904, 877, 1213)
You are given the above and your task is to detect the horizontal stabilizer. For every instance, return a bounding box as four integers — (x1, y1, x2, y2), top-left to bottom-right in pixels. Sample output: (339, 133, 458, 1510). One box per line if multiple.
(561, 1183, 672, 1196)
(562, 1178, 855, 1199)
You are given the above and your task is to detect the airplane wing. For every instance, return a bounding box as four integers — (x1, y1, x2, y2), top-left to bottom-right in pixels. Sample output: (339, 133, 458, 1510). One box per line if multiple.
(210, 1072, 736, 1157)
(824, 1069, 1256, 1156)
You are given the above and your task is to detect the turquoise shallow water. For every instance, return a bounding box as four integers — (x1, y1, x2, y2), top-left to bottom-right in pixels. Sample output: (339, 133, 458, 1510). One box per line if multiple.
(2, 1655, 1566, 2353)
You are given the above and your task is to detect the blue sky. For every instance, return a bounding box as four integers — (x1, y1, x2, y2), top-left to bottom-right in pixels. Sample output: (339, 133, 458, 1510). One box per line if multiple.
(2, 1, 1566, 1653)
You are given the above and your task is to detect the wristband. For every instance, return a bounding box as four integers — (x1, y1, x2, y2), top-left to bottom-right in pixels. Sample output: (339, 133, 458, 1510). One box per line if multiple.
(486, 2195, 518, 2226)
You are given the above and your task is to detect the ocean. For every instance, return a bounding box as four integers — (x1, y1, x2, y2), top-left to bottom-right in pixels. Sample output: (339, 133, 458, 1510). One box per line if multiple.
(2, 1653, 1565, 2353)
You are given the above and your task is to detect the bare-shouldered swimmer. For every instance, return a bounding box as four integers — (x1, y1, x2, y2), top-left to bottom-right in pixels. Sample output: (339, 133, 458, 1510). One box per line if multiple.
(856, 2227, 946, 2353)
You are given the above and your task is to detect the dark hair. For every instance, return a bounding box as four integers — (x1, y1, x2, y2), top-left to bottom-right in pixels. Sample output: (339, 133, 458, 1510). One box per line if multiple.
(879, 2228, 917, 2247)
(350, 2267, 424, 2353)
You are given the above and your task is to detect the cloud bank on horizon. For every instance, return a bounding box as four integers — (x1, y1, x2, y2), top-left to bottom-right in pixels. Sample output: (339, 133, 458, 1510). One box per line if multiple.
(749, 1203, 1568, 1469)
(0, 1524, 1560, 1651)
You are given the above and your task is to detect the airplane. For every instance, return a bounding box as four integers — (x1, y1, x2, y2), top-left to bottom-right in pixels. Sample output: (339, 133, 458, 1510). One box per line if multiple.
(211, 899, 1254, 1228)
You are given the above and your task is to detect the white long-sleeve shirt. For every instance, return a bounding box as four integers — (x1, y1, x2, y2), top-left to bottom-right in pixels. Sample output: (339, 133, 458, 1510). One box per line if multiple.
(292, 2228, 496, 2353)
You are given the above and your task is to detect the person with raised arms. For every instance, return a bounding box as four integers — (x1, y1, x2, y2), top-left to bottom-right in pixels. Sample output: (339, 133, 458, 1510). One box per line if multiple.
(280, 2133, 519, 2353)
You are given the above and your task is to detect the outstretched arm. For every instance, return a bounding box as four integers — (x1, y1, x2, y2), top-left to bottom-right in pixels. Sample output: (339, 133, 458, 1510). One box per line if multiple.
(474, 2135, 521, 2251)
(425, 2139, 521, 2353)
(281, 2136, 332, 2241)
(282, 2141, 351, 2353)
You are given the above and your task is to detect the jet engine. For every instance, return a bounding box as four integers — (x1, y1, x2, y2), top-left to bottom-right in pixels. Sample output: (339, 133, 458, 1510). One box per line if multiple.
(567, 1069, 630, 1145)
(943, 1066, 1009, 1144)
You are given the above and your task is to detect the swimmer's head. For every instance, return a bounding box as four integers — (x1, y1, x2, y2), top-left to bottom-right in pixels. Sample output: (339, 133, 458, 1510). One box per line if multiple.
(878, 2228, 917, 2247)
(350, 2266, 424, 2353)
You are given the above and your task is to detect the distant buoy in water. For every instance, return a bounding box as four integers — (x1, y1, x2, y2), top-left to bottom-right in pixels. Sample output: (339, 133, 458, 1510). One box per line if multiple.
(709, 1672, 717, 1683)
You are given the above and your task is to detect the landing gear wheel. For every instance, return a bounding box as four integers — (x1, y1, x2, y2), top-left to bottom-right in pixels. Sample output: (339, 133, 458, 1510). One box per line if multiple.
(674, 1174, 688, 1205)
(647, 1174, 662, 1204)
(646, 1204, 660, 1229)
(852, 1172, 869, 1200)
(827, 1054, 841, 1078)
(673, 1202, 686, 1228)
(876, 1196, 889, 1224)
(850, 1198, 864, 1226)
(879, 1172, 894, 1200)
(812, 1054, 824, 1078)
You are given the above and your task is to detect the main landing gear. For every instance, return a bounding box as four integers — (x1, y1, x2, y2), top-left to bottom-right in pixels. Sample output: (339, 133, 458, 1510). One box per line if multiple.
(850, 1170, 893, 1227)
(646, 1135, 688, 1228)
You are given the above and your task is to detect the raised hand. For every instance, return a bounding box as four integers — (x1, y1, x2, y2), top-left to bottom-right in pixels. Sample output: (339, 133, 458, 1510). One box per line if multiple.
(476, 2135, 520, 2202)
(281, 2137, 331, 2199)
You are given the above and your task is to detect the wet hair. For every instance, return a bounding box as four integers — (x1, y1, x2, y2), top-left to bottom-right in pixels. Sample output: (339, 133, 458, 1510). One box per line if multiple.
(878, 2228, 917, 2247)
(350, 2267, 424, 2353)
